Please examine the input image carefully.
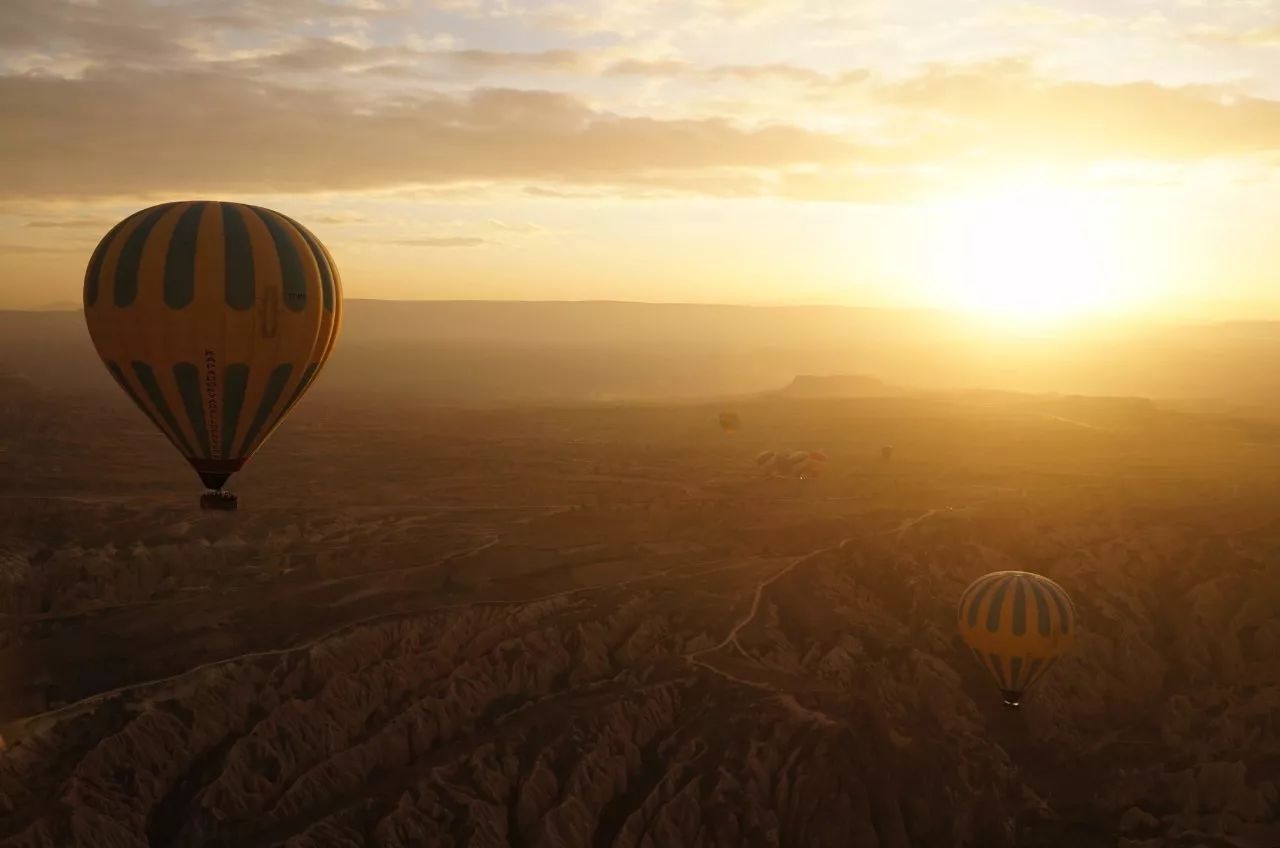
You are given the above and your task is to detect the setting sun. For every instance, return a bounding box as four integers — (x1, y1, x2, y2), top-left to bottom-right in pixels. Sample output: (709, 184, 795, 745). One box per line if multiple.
(927, 184, 1129, 325)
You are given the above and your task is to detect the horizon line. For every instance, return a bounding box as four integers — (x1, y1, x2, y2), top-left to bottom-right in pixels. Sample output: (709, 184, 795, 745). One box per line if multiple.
(6, 297, 1280, 325)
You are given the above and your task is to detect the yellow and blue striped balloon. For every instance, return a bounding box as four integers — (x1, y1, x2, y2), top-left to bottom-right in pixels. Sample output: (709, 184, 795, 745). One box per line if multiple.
(83, 201, 342, 493)
(957, 570, 1075, 706)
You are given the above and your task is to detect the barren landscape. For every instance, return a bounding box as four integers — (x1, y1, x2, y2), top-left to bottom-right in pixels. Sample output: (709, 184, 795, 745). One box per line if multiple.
(4, 340, 1280, 846)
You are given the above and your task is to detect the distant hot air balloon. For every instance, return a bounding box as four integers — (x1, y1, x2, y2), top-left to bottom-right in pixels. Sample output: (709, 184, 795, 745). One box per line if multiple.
(957, 571, 1075, 707)
(801, 450, 829, 478)
(778, 450, 826, 479)
(718, 412, 741, 435)
(83, 201, 342, 509)
(880, 445, 894, 460)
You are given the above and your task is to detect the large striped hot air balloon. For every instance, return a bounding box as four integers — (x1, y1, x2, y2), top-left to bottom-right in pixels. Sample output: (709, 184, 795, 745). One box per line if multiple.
(83, 201, 342, 508)
(957, 571, 1075, 707)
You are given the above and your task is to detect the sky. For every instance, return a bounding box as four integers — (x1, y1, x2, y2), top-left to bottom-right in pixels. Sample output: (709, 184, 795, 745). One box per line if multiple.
(1, 0, 1279, 320)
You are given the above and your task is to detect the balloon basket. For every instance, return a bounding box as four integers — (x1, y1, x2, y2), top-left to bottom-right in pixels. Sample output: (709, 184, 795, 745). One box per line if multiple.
(200, 491, 239, 512)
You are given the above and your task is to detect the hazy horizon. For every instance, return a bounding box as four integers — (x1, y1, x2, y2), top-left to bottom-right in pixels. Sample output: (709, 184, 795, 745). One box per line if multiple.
(13, 294, 1280, 328)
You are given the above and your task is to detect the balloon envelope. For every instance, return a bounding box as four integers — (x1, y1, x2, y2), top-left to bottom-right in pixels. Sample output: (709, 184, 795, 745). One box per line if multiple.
(957, 570, 1075, 706)
(83, 201, 342, 491)
(718, 412, 741, 434)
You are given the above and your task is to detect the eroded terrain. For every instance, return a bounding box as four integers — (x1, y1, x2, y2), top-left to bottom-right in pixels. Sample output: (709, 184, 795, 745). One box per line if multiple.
(3, 380, 1280, 846)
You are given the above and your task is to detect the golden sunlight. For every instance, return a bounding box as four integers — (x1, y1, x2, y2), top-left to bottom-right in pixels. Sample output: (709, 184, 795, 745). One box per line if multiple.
(927, 183, 1128, 325)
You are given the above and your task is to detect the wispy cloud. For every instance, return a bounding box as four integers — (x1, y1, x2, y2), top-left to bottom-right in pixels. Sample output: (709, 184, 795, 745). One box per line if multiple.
(21, 217, 115, 228)
(1187, 24, 1280, 47)
(309, 212, 372, 224)
(0, 72, 862, 200)
(386, 236, 490, 247)
(0, 242, 83, 254)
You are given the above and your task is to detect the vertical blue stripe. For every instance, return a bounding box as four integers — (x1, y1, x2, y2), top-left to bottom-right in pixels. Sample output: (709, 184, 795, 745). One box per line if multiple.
(1024, 658, 1044, 690)
(85, 219, 130, 307)
(988, 653, 1007, 689)
(104, 360, 164, 433)
(131, 361, 195, 457)
(1044, 581, 1072, 635)
(221, 364, 250, 459)
(1028, 580, 1052, 637)
(985, 576, 1012, 633)
(1030, 657, 1058, 690)
(164, 203, 206, 309)
(173, 362, 212, 458)
(248, 206, 306, 312)
(278, 362, 318, 418)
(965, 576, 995, 627)
(1009, 656, 1024, 690)
(281, 214, 335, 312)
(958, 579, 982, 622)
(222, 204, 256, 310)
(113, 204, 175, 307)
(236, 363, 293, 456)
(1011, 579, 1027, 636)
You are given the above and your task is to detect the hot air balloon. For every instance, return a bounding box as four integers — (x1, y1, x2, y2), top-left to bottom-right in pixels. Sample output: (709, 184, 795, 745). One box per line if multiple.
(778, 450, 826, 479)
(718, 412, 741, 435)
(83, 201, 342, 509)
(880, 445, 893, 460)
(801, 450, 829, 478)
(957, 571, 1075, 707)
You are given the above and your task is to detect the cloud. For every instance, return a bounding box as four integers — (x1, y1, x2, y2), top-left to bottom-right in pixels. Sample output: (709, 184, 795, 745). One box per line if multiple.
(0, 70, 862, 200)
(875, 59, 1280, 163)
(4, 0, 1279, 208)
(1187, 24, 1280, 47)
(386, 236, 489, 247)
(309, 212, 371, 223)
(978, 3, 1111, 34)
(0, 242, 83, 254)
(22, 217, 115, 228)
(0, 0, 418, 79)
(604, 58, 868, 90)
(4, 58, 1277, 204)
(521, 185, 608, 198)
(215, 39, 595, 77)
(485, 219, 542, 233)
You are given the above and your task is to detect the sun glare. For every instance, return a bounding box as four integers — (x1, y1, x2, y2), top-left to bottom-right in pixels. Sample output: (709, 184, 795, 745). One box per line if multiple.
(927, 183, 1127, 327)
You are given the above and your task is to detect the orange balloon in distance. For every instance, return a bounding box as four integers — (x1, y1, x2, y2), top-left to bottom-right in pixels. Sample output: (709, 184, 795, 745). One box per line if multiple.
(83, 201, 342, 504)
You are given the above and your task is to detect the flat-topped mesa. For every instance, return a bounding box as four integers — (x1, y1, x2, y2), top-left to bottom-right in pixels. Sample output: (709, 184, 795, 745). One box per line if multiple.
(775, 374, 892, 398)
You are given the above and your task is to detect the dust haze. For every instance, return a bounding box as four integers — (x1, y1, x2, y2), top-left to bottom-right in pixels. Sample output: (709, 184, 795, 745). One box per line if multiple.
(3, 303, 1280, 847)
